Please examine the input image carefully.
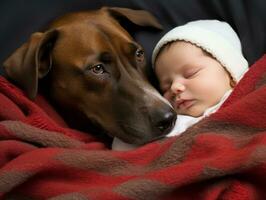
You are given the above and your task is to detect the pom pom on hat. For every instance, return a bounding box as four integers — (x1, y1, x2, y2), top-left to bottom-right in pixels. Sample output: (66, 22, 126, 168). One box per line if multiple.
(152, 20, 248, 82)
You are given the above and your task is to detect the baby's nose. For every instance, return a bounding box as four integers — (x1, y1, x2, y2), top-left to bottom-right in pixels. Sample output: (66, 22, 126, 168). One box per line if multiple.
(170, 81, 185, 94)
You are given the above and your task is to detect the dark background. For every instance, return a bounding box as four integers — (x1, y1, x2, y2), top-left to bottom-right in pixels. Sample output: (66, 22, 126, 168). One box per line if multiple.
(1, 0, 265, 76)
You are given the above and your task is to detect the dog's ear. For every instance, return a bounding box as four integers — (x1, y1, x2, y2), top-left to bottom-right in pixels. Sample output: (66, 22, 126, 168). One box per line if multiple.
(3, 29, 58, 100)
(103, 7, 163, 30)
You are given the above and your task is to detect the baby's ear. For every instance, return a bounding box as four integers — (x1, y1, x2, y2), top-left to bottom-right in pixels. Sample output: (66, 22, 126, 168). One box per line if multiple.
(230, 78, 237, 88)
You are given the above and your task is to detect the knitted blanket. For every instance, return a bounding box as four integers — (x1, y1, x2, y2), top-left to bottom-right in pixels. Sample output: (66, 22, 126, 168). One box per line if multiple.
(0, 55, 266, 200)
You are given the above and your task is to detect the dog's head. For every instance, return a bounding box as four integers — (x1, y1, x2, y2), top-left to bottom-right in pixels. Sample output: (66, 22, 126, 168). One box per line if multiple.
(3, 7, 176, 145)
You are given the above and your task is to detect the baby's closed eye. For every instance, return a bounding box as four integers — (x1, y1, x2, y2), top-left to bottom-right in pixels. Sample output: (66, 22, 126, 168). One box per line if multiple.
(184, 68, 201, 78)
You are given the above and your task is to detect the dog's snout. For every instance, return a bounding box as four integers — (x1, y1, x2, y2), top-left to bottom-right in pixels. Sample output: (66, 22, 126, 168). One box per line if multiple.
(155, 109, 176, 134)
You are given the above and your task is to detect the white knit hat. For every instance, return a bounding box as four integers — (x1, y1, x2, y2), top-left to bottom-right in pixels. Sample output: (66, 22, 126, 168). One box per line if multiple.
(152, 20, 249, 82)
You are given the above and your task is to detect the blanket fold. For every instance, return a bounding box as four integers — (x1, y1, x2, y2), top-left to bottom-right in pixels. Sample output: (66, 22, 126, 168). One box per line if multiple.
(0, 55, 266, 200)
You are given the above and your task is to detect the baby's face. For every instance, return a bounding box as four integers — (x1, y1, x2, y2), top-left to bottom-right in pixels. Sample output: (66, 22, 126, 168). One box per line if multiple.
(155, 41, 232, 117)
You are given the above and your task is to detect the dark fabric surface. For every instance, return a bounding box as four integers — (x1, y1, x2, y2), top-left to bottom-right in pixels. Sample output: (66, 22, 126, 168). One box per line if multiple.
(1, 0, 266, 75)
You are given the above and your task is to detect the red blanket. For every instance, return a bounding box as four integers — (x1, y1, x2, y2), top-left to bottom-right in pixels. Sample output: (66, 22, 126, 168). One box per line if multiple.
(0, 55, 266, 200)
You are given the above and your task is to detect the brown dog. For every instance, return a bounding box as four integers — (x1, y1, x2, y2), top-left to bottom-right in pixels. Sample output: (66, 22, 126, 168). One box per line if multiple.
(3, 7, 176, 145)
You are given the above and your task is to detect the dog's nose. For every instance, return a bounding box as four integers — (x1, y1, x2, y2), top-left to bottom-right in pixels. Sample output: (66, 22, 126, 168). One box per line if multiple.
(155, 110, 176, 134)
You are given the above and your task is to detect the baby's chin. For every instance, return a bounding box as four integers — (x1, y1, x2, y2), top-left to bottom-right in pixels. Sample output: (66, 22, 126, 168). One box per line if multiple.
(176, 106, 205, 117)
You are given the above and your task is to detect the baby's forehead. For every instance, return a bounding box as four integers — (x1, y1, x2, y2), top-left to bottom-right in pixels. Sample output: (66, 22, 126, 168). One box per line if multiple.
(157, 41, 209, 65)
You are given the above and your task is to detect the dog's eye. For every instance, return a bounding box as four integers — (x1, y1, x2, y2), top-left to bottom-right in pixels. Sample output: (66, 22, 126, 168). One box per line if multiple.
(135, 49, 145, 62)
(90, 64, 105, 74)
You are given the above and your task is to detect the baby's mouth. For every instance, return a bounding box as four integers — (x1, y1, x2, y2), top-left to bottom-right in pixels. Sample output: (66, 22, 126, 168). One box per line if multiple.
(175, 99, 195, 110)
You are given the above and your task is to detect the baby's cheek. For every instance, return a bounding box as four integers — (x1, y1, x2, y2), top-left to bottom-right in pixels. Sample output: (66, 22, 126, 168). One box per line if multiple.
(164, 95, 173, 104)
(163, 91, 171, 100)
(162, 93, 175, 108)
